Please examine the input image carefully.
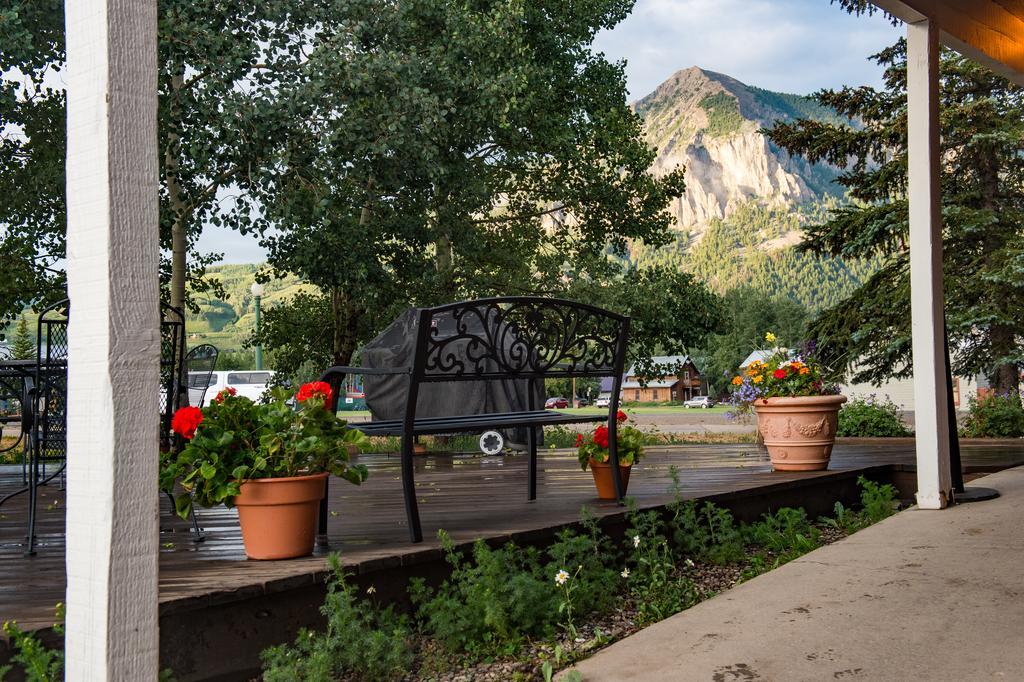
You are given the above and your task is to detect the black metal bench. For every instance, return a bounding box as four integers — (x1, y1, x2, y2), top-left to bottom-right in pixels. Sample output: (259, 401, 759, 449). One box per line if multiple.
(319, 296, 631, 543)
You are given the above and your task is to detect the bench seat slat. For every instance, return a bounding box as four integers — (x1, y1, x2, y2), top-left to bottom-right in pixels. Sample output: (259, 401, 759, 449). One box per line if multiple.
(347, 410, 607, 436)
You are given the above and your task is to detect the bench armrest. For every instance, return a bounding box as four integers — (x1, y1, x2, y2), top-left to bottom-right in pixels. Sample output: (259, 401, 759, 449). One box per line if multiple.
(320, 365, 412, 382)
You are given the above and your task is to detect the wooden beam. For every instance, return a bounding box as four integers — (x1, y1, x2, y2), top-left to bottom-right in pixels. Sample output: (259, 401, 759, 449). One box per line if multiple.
(874, 0, 1024, 84)
(906, 19, 953, 510)
(64, 0, 160, 677)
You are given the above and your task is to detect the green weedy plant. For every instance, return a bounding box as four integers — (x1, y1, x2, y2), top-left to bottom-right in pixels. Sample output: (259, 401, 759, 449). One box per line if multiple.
(857, 475, 899, 524)
(837, 396, 912, 437)
(623, 503, 700, 626)
(745, 507, 821, 561)
(410, 532, 558, 656)
(546, 522, 619, 619)
(1, 604, 64, 682)
(261, 555, 413, 682)
(667, 467, 745, 565)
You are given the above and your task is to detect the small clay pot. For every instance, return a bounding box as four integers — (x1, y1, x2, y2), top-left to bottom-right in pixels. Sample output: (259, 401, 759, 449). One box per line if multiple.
(754, 395, 847, 471)
(233, 472, 328, 560)
(588, 458, 632, 499)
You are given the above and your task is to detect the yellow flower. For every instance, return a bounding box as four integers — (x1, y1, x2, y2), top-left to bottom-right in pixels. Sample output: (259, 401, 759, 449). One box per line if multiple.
(765, 331, 777, 344)
(746, 367, 761, 377)
(790, 360, 804, 369)
(752, 375, 764, 384)
(731, 376, 743, 386)
(799, 367, 810, 375)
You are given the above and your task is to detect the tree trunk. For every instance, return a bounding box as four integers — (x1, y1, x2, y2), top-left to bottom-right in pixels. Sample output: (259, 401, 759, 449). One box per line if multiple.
(990, 325, 1019, 393)
(166, 71, 188, 313)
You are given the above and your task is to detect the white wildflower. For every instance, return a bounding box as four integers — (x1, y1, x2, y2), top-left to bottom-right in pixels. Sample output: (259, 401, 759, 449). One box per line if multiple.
(685, 558, 695, 568)
(621, 568, 630, 579)
(555, 569, 569, 586)
(366, 586, 376, 595)
(633, 535, 641, 548)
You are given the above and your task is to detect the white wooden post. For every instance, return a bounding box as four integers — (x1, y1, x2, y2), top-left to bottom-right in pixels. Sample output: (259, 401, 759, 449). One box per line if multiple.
(907, 18, 953, 510)
(64, 0, 161, 678)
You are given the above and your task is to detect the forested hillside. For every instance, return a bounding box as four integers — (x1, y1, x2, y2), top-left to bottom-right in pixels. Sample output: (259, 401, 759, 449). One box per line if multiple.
(630, 202, 878, 312)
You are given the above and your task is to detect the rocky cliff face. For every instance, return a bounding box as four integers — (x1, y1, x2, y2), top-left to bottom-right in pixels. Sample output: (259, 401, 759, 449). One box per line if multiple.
(635, 67, 842, 237)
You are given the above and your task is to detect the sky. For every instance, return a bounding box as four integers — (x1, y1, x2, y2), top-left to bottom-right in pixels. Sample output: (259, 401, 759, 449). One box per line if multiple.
(198, 0, 900, 265)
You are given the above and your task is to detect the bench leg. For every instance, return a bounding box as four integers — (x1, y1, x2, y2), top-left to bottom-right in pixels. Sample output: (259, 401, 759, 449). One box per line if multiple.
(609, 435, 624, 503)
(316, 477, 330, 549)
(401, 436, 423, 543)
(528, 426, 537, 500)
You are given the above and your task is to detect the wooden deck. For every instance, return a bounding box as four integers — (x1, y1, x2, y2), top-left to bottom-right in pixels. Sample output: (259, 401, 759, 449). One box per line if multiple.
(2, 439, 1023, 678)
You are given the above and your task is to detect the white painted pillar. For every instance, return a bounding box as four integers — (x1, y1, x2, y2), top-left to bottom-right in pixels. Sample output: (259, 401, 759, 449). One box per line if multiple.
(907, 19, 952, 510)
(64, 0, 160, 678)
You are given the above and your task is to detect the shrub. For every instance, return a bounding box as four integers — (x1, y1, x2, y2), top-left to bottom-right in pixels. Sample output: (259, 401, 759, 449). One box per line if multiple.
(837, 396, 911, 437)
(1, 610, 64, 682)
(410, 532, 558, 656)
(960, 391, 1024, 438)
(826, 476, 899, 532)
(261, 555, 413, 682)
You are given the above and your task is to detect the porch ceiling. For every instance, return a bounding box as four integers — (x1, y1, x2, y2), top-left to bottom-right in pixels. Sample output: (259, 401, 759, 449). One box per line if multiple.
(874, 1, 1024, 83)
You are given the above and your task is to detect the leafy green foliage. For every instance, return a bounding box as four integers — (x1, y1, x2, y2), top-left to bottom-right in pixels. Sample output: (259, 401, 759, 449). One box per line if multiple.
(667, 468, 745, 565)
(410, 532, 558, 656)
(546, 523, 620, 618)
(827, 476, 899, 532)
(837, 396, 912, 437)
(858, 476, 899, 524)
(960, 392, 1024, 438)
(1, 603, 64, 682)
(699, 92, 744, 137)
(744, 507, 821, 562)
(261, 555, 414, 682)
(159, 388, 368, 518)
(623, 504, 700, 626)
(767, 42, 1024, 392)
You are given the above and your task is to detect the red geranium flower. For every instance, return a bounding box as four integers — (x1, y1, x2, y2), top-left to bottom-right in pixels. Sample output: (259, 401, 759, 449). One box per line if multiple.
(296, 381, 333, 404)
(593, 424, 610, 448)
(616, 410, 628, 423)
(171, 406, 203, 440)
(575, 433, 584, 447)
(213, 387, 237, 404)
(773, 369, 788, 380)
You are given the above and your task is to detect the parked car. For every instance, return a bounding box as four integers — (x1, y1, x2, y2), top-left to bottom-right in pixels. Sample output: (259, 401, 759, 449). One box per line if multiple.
(191, 370, 276, 407)
(544, 396, 569, 409)
(683, 395, 715, 409)
(576, 397, 591, 408)
(595, 394, 611, 408)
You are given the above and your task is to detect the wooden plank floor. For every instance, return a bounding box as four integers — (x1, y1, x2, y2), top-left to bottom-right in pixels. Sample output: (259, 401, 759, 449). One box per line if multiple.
(2, 440, 1023, 633)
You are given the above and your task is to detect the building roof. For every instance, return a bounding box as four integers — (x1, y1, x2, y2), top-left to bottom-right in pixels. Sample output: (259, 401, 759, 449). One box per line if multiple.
(626, 355, 693, 377)
(739, 350, 772, 369)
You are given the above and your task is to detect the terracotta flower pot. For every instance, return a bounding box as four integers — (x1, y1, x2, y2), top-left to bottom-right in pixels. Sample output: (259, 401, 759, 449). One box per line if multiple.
(588, 458, 632, 499)
(233, 472, 329, 560)
(754, 395, 847, 471)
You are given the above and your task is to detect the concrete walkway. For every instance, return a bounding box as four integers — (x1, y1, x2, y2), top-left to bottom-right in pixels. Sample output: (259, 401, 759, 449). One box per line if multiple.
(567, 466, 1024, 681)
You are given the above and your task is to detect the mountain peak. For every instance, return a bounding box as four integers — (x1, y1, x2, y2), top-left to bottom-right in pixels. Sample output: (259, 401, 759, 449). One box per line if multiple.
(633, 67, 844, 232)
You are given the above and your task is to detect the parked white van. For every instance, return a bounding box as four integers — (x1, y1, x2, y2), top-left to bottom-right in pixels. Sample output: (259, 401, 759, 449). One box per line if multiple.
(188, 370, 276, 407)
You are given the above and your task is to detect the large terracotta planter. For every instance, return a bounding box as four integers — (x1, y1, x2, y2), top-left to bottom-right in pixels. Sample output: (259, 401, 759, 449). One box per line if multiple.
(754, 395, 847, 471)
(233, 472, 328, 560)
(589, 458, 632, 499)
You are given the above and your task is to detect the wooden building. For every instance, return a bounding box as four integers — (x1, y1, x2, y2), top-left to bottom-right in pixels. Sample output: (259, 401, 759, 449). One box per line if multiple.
(622, 355, 703, 403)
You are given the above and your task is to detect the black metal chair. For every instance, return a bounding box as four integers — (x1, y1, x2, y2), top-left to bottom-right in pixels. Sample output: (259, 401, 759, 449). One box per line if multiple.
(23, 299, 69, 555)
(0, 347, 26, 477)
(320, 297, 631, 544)
(160, 304, 186, 451)
(185, 344, 219, 407)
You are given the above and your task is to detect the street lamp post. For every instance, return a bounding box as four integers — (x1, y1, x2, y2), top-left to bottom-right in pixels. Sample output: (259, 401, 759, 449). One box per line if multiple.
(251, 282, 264, 370)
